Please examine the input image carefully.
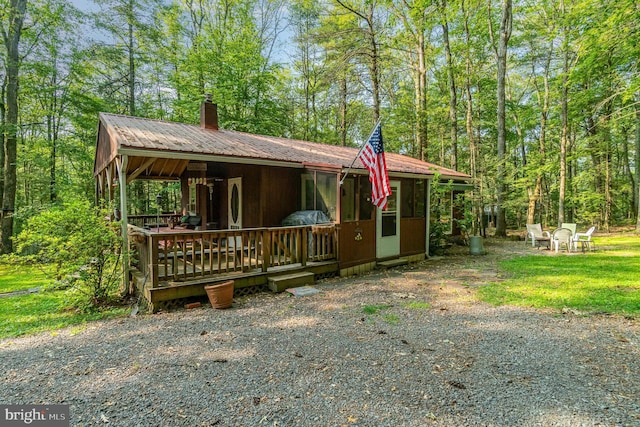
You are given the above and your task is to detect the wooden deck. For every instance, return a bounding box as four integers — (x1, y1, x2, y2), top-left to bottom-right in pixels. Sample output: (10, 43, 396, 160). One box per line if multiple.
(128, 224, 339, 312)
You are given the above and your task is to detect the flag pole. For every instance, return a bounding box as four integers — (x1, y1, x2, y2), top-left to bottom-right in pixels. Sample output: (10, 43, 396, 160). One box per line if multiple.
(339, 118, 382, 186)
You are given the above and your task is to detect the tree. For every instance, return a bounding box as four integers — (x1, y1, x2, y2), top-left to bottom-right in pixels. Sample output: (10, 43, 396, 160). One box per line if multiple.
(386, 0, 434, 161)
(1, 0, 27, 254)
(490, 0, 512, 237)
(333, 0, 386, 123)
(438, 0, 458, 169)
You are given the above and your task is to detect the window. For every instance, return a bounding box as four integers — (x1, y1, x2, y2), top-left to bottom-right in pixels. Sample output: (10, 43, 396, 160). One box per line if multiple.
(317, 172, 336, 220)
(342, 178, 356, 222)
(415, 180, 426, 217)
(401, 180, 414, 218)
(302, 174, 315, 210)
(301, 171, 337, 220)
(358, 177, 373, 220)
(400, 179, 426, 218)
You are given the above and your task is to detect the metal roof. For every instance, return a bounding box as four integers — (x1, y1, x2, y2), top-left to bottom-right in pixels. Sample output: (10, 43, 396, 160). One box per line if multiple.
(96, 112, 471, 181)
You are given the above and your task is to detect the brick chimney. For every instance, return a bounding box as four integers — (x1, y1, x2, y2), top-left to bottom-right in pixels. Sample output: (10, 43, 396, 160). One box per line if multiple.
(200, 93, 218, 130)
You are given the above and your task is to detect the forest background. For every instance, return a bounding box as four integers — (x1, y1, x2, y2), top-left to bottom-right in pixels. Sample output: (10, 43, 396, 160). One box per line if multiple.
(1, 0, 639, 254)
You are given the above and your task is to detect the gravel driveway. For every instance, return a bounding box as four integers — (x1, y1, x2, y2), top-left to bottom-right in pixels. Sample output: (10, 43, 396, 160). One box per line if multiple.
(1, 239, 638, 426)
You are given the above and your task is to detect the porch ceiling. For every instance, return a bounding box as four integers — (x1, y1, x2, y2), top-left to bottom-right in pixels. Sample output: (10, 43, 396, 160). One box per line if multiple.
(126, 156, 188, 182)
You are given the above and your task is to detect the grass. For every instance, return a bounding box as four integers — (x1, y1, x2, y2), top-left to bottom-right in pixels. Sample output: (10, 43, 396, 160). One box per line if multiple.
(362, 304, 401, 324)
(0, 264, 128, 339)
(0, 264, 52, 294)
(479, 235, 640, 317)
(405, 301, 432, 310)
(362, 304, 393, 315)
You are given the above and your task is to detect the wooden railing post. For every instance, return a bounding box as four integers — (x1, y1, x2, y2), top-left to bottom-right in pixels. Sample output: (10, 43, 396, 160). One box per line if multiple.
(149, 234, 159, 288)
(262, 229, 271, 272)
(301, 227, 308, 266)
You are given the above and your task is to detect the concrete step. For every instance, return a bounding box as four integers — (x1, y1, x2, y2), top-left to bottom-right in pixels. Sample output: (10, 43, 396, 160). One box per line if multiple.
(268, 272, 315, 293)
(377, 258, 409, 269)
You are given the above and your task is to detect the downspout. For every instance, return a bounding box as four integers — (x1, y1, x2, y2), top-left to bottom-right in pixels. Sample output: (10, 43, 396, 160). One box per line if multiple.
(117, 155, 130, 295)
(425, 178, 431, 257)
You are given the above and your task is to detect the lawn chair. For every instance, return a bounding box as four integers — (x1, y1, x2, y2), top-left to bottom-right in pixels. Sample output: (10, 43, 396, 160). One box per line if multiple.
(526, 223, 551, 248)
(572, 226, 596, 252)
(551, 228, 573, 253)
(561, 222, 577, 236)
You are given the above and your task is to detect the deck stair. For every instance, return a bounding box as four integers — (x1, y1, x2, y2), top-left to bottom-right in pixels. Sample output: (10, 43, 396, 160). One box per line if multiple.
(268, 272, 314, 293)
(377, 258, 409, 270)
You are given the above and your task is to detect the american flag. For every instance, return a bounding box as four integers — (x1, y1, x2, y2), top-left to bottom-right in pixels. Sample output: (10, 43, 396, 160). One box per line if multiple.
(359, 121, 392, 210)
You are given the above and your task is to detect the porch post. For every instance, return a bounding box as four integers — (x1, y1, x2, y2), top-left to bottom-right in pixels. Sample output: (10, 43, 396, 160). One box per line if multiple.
(116, 155, 130, 295)
(425, 178, 431, 257)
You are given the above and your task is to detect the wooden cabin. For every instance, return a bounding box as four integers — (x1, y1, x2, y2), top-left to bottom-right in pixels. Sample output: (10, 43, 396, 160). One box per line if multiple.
(94, 99, 470, 311)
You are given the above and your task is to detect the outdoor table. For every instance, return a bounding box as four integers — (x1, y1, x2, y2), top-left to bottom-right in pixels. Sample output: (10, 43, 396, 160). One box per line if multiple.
(536, 237, 550, 249)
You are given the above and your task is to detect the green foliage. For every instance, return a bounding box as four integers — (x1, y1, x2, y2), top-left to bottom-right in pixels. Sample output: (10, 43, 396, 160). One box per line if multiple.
(12, 201, 122, 309)
(429, 175, 456, 254)
(3, 0, 640, 252)
(479, 236, 640, 317)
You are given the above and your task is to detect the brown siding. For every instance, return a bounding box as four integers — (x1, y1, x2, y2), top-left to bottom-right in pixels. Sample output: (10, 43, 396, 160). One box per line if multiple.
(338, 220, 376, 268)
(94, 122, 117, 175)
(400, 217, 426, 254)
(260, 167, 301, 226)
(213, 164, 301, 229)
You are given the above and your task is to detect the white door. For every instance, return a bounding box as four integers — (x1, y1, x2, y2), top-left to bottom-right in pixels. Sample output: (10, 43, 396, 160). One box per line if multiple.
(376, 181, 400, 258)
(228, 178, 242, 230)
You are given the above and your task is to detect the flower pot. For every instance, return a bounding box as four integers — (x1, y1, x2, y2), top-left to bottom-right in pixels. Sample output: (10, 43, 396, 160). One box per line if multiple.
(204, 280, 234, 309)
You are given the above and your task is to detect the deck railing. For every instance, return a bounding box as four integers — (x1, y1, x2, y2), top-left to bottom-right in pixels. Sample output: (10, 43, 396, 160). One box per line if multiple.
(128, 224, 337, 288)
(127, 214, 180, 228)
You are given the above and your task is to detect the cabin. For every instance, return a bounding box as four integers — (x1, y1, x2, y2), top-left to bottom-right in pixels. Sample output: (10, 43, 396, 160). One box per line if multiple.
(94, 98, 471, 311)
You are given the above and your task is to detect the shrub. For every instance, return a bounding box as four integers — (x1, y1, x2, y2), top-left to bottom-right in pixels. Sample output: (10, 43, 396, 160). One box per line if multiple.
(13, 200, 122, 309)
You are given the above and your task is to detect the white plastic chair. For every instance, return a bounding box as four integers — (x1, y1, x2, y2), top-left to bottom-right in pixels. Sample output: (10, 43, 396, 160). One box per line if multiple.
(561, 222, 577, 237)
(572, 226, 596, 252)
(551, 228, 572, 253)
(526, 224, 550, 248)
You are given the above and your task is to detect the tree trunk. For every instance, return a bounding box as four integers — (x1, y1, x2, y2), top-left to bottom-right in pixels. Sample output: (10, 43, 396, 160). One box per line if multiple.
(635, 97, 640, 231)
(0, 76, 5, 207)
(128, 0, 136, 116)
(620, 123, 634, 219)
(440, 1, 458, 170)
(335, 1, 381, 124)
(49, 114, 57, 203)
(462, 0, 480, 235)
(416, 31, 428, 161)
(1, 0, 27, 254)
(558, 0, 569, 226)
(495, 0, 512, 237)
(529, 40, 552, 226)
(366, 7, 381, 123)
(339, 74, 347, 147)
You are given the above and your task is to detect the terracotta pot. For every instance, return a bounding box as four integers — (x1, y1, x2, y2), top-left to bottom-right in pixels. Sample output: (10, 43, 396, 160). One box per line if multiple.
(204, 280, 234, 309)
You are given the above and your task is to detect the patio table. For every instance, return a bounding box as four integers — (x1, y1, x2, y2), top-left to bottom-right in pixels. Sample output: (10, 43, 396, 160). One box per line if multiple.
(535, 237, 550, 249)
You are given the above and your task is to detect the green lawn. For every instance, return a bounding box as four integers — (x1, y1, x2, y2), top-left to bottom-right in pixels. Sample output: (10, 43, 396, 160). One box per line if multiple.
(479, 235, 640, 317)
(0, 264, 53, 294)
(0, 264, 128, 339)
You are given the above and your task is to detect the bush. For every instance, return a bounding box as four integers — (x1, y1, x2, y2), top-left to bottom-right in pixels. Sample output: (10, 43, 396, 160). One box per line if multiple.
(13, 200, 122, 309)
